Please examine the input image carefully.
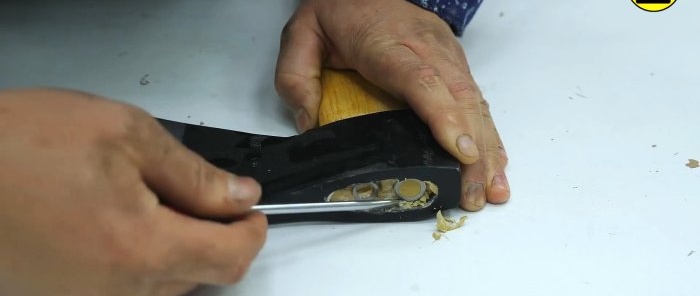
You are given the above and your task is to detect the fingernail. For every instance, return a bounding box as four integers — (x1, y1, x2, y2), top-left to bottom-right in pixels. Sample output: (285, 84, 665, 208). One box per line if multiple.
(228, 175, 253, 201)
(465, 182, 485, 209)
(491, 174, 510, 192)
(457, 134, 479, 159)
(294, 108, 309, 132)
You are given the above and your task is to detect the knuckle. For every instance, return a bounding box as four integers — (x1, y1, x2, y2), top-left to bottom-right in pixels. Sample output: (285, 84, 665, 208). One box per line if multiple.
(458, 101, 483, 115)
(96, 102, 150, 141)
(401, 17, 455, 48)
(190, 158, 213, 199)
(406, 64, 443, 90)
(279, 9, 313, 50)
(409, 26, 443, 45)
(279, 17, 300, 46)
(280, 21, 293, 41)
(104, 224, 161, 277)
(484, 144, 508, 166)
(478, 99, 493, 118)
(452, 97, 490, 117)
(435, 111, 460, 127)
(419, 105, 459, 130)
(274, 72, 311, 106)
(497, 146, 509, 164)
(95, 104, 160, 164)
(480, 98, 491, 109)
(88, 107, 146, 167)
(446, 80, 481, 101)
(220, 261, 251, 284)
(273, 71, 293, 92)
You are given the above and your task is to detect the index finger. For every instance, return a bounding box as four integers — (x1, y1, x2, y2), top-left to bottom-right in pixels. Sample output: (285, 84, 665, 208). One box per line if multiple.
(123, 109, 261, 218)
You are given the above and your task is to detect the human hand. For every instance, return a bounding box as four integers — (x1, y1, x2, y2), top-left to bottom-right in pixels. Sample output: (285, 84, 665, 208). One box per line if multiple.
(0, 89, 267, 296)
(275, 0, 509, 211)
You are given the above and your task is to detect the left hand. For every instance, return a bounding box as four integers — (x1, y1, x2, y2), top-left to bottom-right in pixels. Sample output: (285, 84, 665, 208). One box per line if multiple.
(275, 0, 509, 211)
(0, 89, 266, 296)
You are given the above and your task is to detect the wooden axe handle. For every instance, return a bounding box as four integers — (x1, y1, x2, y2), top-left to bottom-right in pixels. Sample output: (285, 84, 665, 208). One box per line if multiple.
(318, 69, 405, 126)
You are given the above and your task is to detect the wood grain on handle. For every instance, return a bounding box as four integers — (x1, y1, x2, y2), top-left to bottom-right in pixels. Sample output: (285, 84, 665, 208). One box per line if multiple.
(318, 69, 405, 126)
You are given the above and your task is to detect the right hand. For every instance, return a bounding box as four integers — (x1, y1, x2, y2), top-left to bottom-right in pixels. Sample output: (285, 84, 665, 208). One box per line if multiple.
(275, 0, 510, 211)
(0, 89, 267, 296)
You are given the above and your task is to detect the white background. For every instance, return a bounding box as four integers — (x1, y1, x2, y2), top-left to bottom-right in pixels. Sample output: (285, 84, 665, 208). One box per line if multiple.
(1, 0, 698, 295)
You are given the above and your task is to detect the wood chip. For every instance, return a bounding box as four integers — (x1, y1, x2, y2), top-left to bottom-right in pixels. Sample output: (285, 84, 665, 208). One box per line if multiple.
(435, 210, 467, 234)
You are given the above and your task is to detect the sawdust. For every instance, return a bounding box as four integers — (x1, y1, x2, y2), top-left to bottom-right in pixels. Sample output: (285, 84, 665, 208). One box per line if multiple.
(433, 210, 467, 241)
(686, 159, 699, 169)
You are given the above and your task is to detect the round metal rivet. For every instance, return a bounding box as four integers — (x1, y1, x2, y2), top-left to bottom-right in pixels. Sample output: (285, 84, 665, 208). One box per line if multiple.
(352, 182, 378, 200)
(394, 179, 426, 201)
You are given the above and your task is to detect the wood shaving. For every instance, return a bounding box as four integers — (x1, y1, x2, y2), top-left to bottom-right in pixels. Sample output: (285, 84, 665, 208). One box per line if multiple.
(377, 179, 397, 199)
(427, 182, 438, 196)
(399, 194, 429, 209)
(686, 159, 699, 169)
(433, 210, 467, 241)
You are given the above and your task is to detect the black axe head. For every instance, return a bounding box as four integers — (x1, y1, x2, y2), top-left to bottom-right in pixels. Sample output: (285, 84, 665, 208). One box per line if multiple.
(159, 110, 460, 223)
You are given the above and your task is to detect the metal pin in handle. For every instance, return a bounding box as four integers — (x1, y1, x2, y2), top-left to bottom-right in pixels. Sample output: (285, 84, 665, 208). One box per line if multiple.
(252, 200, 398, 215)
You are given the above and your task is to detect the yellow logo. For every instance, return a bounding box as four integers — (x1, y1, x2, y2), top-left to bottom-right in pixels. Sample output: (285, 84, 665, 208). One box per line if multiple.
(632, 0, 677, 12)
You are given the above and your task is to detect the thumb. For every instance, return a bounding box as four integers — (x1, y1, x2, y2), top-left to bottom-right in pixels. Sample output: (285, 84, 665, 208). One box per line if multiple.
(139, 118, 261, 218)
(275, 11, 326, 132)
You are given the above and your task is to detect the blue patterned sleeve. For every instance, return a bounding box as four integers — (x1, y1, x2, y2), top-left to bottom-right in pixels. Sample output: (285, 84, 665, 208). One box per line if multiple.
(407, 0, 483, 36)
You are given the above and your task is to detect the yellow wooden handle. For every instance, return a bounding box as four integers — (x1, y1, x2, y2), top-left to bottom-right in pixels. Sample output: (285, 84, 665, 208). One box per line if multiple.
(319, 69, 405, 126)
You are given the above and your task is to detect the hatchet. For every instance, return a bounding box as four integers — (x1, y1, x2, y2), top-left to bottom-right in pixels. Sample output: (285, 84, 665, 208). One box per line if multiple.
(159, 69, 461, 223)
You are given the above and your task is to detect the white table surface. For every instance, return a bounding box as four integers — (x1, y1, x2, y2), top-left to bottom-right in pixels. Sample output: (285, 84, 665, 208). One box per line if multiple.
(1, 1, 699, 295)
